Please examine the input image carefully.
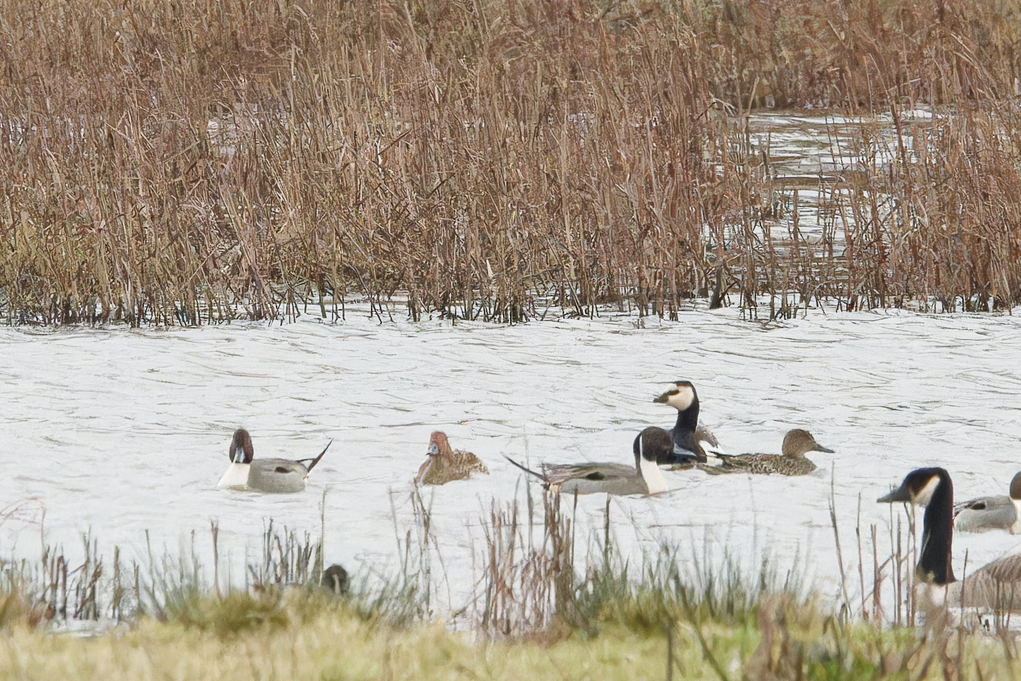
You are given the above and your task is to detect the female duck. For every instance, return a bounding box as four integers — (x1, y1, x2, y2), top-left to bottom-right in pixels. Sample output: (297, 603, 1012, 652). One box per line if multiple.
(635, 380, 719, 466)
(879, 467, 1021, 612)
(709, 429, 834, 476)
(217, 428, 331, 493)
(505, 435, 669, 496)
(415, 431, 489, 485)
(954, 472, 1021, 534)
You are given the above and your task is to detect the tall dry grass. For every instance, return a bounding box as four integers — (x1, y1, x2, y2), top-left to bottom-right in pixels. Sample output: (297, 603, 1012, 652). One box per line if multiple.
(1, 0, 1020, 325)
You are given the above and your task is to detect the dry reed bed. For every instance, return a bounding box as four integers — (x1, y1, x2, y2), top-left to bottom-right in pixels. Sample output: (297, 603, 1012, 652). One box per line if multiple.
(1, 0, 1019, 325)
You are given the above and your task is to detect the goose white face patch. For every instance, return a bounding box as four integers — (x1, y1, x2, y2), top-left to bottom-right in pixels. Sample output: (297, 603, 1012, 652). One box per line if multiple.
(913, 474, 942, 506)
(666, 383, 695, 411)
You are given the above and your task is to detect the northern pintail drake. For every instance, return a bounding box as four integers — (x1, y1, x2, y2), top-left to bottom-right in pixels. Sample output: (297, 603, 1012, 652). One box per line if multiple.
(414, 431, 488, 485)
(505, 436, 669, 496)
(879, 467, 1021, 612)
(709, 429, 834, 476)
(217, 428, 331, 493)
(954, 471, 1021, 534)
(635, 380, 719, 466)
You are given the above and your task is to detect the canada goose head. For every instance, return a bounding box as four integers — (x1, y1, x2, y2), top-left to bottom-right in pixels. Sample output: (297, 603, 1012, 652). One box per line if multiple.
(229, 428, 254, 464)
(782, 429, 834, 458)
(879, 467, 955, 585)
(653, 380, 698, 412)
(878, 467, 945, 507)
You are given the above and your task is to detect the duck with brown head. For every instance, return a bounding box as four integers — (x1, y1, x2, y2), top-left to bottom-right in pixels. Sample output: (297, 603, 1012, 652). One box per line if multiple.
(414, 431, 488, 485)
(708, 429, 834, 476)
(217, 428, 331, 493)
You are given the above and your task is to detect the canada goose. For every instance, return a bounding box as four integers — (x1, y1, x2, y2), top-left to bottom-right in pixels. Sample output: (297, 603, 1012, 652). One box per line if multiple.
(708, 429, 834, 476)
(879, 467, 1021, 612)
(636, 380, 719, 465)
(954, 472, 1021, 534)
(217, 428, 331, 493)
(505, 435, 668, 496)
(414, 431, 488, 485)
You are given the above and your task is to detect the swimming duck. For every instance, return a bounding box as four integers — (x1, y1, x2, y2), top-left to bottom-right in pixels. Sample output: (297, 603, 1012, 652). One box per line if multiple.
(217, 428, 331, 493)
(954, 472, 1021, 534)
(635, 381, 719, 466)
(505, 435, 669, 496)
(708, 429, 834, 476)
(414, 431, 488, 485)
(879, 467, 1021, 612)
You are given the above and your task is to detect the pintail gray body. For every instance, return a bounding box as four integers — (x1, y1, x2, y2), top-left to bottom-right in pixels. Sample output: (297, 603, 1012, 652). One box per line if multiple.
(506, 435, 669, 496)
(708, 429, 833, 476)
(415, 431, 489, 485)
(635, 380, 718, 466)
(217, 428, 331, 494)
(880, 467, 1021, 613)
(954, 471, 1021, 534)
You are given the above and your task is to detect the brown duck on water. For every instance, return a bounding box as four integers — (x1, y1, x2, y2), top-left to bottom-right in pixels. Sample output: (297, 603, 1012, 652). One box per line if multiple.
(415, 431, 489, 485)
(705, 429, 833, 476)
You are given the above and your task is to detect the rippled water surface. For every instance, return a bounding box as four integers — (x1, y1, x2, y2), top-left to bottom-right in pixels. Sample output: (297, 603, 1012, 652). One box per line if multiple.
(4, 304, 1021, 622)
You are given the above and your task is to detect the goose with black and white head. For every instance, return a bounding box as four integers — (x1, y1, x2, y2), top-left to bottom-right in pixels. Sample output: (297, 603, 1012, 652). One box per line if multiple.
(879, 467, 1021, 613)
(217, 428, 331, 494)
(506, 435, 669, 496)
(635, 380, 719, 466)
(954, 471, 1021, 534)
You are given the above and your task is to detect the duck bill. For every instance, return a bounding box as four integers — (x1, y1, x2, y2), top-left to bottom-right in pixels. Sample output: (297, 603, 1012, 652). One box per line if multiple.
(815, 444, 835, 453)
(428, 443, 440, 456)
(653, 392, 669, 404)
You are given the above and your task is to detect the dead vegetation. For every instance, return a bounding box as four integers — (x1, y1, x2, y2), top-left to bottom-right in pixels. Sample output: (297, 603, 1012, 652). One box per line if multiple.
(1, 0, 1020, 325)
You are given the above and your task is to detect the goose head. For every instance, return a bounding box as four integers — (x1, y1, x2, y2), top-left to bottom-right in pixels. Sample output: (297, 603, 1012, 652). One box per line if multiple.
(879, 467, 955, 585)
(653, 380, 698, 412)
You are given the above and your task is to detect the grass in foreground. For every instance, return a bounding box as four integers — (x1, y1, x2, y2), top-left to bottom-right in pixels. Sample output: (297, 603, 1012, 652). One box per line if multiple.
(1, 589, 1018, 681)
(4, 493, 1021, 680)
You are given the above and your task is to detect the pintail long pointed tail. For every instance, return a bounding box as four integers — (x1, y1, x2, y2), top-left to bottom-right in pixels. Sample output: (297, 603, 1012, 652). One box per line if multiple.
(504, 455, 547, 484)
(298, 439, 333, 475)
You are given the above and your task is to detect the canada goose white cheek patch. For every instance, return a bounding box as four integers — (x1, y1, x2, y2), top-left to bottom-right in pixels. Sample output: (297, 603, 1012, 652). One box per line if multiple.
(668, 385, 695, 410)
(914, 475, 942, 506)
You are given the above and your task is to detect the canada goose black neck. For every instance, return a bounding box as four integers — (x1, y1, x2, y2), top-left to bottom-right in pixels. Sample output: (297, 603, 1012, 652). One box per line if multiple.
(919, 468, 956, 585)
(881, 467, 956, 585)
(653, 380, 702, 461)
